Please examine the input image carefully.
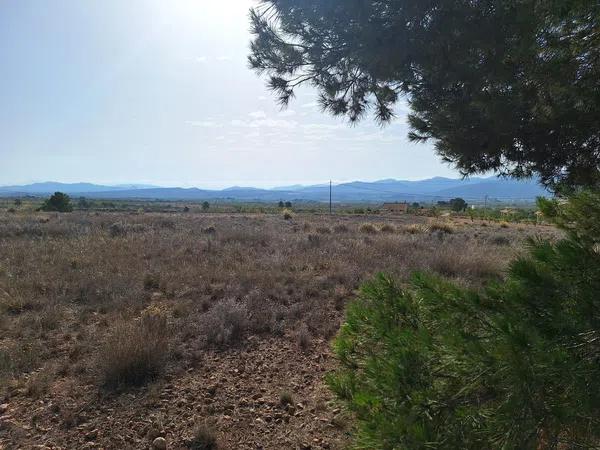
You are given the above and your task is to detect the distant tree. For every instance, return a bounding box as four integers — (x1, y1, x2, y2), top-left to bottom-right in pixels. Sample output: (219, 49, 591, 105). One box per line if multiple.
(449, 198, 468, 212)
(411, 202, 420, 209)
(77, 197, 91, 209)
(13, 199, 22, 207)
(278, 201, 284, 208)
(183, 206, 190, 213)
(250, 1, 600, 189)
(284, 201, 292, 208)
(202, 201, 210, 211)
(40, 192, 73, 212)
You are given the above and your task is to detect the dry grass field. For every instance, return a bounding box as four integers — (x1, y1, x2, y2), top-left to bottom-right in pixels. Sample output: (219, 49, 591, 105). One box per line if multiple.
(0, 210, 558, 449)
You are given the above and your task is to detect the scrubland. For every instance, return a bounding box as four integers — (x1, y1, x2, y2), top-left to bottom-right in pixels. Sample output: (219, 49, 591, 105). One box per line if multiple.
(0, 210, 558, 449)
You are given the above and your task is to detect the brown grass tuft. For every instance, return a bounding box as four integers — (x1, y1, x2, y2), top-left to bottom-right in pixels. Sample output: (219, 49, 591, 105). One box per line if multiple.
(98, 307, 169, 389)
(379, 223, 395, 233)
(429, 222, 455, 234)
(359, 223, 378, 234)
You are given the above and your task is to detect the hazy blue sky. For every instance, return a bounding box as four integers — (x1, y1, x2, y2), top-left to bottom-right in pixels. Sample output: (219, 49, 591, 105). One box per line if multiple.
(0, 0, 460, 188)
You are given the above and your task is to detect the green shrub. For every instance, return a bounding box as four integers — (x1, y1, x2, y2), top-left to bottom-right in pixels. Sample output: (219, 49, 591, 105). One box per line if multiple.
(329, 191, 600, 449)
(40, 192, 73, 212)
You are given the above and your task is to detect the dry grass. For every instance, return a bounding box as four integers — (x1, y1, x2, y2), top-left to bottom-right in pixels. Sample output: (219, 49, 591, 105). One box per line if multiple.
(99, 306, 169, 389)
(359, 223, 378, 234)
(429, 221, 456, 234)
(189, 423, 219, 450)
(379, 223, 396, 233)
(0, 210, 560, 447)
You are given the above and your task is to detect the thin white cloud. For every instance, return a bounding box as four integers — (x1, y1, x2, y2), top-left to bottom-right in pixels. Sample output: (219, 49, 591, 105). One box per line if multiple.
(278, 109, 296, 117)
(248, 110, 267, 119)
(216, 56, 232, 61)
(230, 118, 298, 129)
(185, 120, 222, 128)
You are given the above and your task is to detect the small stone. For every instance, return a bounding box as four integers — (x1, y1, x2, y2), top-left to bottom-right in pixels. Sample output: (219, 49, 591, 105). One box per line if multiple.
(0, 404, 8, 414)
(152, 436, 167, 450)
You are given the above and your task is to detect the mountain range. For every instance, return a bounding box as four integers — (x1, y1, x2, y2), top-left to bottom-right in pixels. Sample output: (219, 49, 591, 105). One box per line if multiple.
(0, 177, 548, 203)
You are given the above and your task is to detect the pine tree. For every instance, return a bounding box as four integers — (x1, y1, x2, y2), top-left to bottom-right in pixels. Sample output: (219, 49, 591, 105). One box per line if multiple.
(249, 1, 600, 189)
(329, 191, 600, 449)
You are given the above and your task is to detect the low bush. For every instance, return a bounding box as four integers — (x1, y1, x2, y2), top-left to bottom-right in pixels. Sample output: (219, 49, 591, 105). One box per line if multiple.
(188, 423, 218, 450)
(379, 223, 395, 233)
(429, 221, 455, 234)
(333, 223, 349, 233)
(329, 192, 600, 449)
(99, 307, 169, 389)
(202, 298, 248, 348)
(295, 324, 311, 352)
(402, 223, 427, 234)
(359, 223, 377, 234)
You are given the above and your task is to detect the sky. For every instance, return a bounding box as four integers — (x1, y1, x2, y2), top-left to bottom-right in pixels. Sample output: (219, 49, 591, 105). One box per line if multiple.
(0, 0, 460, 189)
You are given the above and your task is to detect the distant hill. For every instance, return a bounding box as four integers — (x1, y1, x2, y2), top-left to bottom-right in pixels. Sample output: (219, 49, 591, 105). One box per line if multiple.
(0, 182, 159, 195)
(0, 177, 548, 203)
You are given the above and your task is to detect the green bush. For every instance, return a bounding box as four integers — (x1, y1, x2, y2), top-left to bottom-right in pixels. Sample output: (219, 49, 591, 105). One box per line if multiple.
(40, 192, 73, 212)
(329, 191, 600, 449)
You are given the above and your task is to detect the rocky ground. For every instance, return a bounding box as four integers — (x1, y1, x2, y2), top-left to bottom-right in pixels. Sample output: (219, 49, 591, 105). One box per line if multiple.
(1, 336, 349, 449)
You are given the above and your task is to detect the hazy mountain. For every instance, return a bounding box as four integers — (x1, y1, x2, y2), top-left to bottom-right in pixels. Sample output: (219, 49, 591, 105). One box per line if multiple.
(0, 182, 159, 195)
(0, 177, 548, 203)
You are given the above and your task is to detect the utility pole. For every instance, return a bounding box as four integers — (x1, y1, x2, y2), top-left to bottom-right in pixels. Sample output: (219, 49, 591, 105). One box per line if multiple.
(484, 194, 488, 221)
(329, 180, 332, 215)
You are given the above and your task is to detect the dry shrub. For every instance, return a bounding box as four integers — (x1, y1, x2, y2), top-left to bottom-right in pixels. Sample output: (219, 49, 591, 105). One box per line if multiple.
(429, 222, 455, 234)
(333, 223, 349, 233)
(99, 307, 169, 389)
(25, 370, 52, 398)
(316, 226, 331, 234)
(491, 236, 511, 246)
(499, 221, 510, 228)
(402, 224, 427, 234)
(202, 298, 248, 348)
(282, 209, 293, 220)
(359, 223, 378, 234)
(189, 423, 218, 450)
(245, 294, 285, 336)
(304, 234, 321, 248)
(32, 305, 63, 332)
(109, 222, 126, 237)
(295, 324, 311, 352)
(428, 246, 502, 281)
(0, 340, 41, 379)
(0, 289, 39, 314)
(143, 273, 161, 291)
(279, 390, 294, 407)
(379, 224, 396, 233)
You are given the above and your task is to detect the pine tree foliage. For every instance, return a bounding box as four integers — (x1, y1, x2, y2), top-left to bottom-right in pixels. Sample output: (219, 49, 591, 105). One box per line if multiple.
(249, 1, 600, 189)
(40, 192, 73, 213)
(329, 191, 600, 449)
